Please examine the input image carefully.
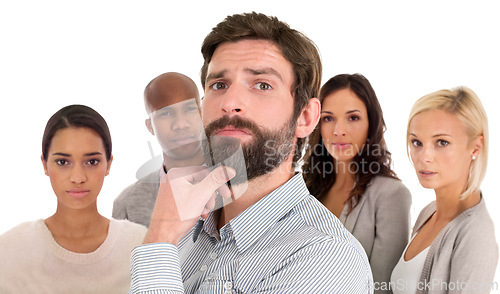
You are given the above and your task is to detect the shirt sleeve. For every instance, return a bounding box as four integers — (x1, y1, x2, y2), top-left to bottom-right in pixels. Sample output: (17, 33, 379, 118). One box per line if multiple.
(129, 243, 184, 294)
(253, 238, 374, 293)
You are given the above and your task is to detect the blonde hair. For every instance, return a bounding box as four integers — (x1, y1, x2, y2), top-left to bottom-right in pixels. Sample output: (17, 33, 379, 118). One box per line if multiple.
(407, 86, 488, 199)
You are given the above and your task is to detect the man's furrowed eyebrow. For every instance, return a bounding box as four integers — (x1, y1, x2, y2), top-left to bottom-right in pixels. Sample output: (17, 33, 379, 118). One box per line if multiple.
(205, 70, 227, 83)
(245, 67, 283, 82)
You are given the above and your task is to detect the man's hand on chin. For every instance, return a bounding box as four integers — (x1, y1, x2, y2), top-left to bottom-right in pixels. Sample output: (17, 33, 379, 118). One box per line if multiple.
(143, 165, 235, 245)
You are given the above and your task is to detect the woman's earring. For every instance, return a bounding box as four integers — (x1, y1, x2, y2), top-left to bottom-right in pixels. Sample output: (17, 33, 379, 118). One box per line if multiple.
(472, 155, 476, 160)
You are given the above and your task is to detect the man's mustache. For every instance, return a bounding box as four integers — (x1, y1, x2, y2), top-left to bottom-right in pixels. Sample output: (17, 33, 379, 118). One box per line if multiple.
(204, 116, 261, 137)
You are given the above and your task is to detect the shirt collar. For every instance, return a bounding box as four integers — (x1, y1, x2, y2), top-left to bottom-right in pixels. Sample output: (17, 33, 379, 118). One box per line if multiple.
(160, 165, 167, 178)
(230, 173, 309, 253)
(192, 194, 224, 242)
(191, 173, 310, 251)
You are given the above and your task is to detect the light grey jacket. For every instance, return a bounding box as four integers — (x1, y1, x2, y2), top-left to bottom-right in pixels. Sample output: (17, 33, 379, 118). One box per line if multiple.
(339, 176, 412, 294)
(413, 196, 498, 294)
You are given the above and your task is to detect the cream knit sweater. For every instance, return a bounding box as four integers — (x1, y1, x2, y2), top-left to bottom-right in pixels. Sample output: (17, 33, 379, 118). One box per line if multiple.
(0, 218, 146, 293)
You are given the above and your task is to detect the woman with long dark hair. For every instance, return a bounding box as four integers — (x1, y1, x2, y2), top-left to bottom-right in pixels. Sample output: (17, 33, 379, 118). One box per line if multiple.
(303, 73, 411, 293)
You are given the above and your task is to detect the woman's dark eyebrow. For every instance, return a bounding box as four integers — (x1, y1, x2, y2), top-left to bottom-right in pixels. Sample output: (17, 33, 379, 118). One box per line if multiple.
(52, 152, 70, 157)
(84, 152, 103, 156)
(51, 152, 103, 157)
(321, 110, 361, 115)
(346, 110, 361, 114)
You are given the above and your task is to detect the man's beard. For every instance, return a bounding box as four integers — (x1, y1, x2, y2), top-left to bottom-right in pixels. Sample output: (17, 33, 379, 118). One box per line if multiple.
(203, 115, 296, 185)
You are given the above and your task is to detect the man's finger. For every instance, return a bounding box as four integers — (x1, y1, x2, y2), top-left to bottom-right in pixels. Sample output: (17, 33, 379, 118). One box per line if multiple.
(200, 166, 236, 193)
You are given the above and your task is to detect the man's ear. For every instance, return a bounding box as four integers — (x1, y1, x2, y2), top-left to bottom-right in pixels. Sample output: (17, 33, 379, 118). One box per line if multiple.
(295, 98, 320, 139)
(41, 155, 48, 176)
(145, 118, 155, 135)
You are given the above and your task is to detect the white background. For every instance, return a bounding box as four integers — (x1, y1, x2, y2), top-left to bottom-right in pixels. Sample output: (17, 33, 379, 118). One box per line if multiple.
(1, 0, 499, 287)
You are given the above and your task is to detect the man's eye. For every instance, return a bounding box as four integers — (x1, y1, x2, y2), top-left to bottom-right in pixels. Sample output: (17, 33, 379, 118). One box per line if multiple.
(211, 82, 228, 90)
(185, 106, 198, 112)
(159, 110, 173, 117)
(256, 82, 272, 90)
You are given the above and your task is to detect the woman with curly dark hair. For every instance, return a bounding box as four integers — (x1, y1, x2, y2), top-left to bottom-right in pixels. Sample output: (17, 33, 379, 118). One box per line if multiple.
(303, 73, 411, 293)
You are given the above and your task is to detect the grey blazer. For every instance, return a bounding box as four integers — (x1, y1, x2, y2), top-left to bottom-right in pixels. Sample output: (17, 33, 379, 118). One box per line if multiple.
(339, 176, 412, 294)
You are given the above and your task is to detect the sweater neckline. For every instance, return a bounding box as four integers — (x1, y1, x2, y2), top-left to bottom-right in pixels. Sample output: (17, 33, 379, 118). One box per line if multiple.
(415, 194, 485, 235)
(36, 218, 118, 264)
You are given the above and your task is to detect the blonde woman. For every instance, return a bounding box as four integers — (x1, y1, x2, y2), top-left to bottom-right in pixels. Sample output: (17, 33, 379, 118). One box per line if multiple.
(391, 87, 498, 294)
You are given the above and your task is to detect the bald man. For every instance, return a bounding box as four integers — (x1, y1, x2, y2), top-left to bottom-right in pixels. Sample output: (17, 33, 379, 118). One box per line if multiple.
(113, 72, 204, 227)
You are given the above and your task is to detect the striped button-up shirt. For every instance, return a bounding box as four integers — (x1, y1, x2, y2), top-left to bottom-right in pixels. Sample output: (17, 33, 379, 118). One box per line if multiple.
(130, 173, 373, 293)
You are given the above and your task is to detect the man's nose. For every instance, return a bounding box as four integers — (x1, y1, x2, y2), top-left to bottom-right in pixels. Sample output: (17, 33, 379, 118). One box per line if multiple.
(172, 114, 190, 130)
(220, 84, 249, 117)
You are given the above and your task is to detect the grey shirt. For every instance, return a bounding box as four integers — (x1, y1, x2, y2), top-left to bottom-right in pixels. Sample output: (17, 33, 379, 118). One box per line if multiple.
(340, 176, 412, 294)
(112, 169, 163, 227)
(413, 196, 498, 294)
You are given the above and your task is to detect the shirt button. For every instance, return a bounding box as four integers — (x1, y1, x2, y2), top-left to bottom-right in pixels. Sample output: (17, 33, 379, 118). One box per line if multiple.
(210, 252, 218, 260)
(200, 264, 208, 271)
(224, 281, 232, 290)
(224, 291, 231, 294)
